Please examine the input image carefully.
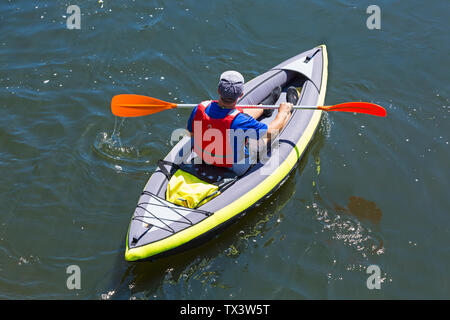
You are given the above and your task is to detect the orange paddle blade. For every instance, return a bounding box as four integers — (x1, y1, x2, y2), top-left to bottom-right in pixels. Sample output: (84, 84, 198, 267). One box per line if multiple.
(319, 102, 387, 117)
(111, 94, 177, 117)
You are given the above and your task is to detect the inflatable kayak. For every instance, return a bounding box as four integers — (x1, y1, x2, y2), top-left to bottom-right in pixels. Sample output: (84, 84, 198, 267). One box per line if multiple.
(125, 45, 328, 262)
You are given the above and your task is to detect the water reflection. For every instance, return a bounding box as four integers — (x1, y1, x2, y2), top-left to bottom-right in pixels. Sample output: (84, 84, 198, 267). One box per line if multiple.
(313, 194, 385, 258)
(335, 196, 382, 224)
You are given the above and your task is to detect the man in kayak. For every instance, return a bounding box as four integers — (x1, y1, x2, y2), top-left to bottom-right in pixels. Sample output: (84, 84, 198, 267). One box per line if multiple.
(187, 70, 299, 175)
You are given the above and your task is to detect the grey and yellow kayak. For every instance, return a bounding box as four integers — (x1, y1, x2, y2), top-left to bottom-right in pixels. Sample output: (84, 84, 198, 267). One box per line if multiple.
(125, 45, 328, 262)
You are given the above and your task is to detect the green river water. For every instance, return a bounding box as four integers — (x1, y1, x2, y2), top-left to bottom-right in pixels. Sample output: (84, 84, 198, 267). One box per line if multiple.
(0, 0, 449, 299)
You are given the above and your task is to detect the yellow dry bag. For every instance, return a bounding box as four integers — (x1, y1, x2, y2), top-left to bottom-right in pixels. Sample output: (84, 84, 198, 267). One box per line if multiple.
(166, 169, 220, 208)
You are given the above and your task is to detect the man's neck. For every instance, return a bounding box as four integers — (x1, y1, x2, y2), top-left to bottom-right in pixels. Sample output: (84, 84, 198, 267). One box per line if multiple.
(217, 98, 236, 109)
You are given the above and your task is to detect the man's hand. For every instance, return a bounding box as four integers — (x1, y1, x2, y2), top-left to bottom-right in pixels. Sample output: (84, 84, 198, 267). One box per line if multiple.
(278, 102, 293, 115)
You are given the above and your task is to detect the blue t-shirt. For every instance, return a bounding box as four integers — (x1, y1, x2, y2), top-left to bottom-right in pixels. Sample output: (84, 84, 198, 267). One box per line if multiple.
(187, 101, 268, 161)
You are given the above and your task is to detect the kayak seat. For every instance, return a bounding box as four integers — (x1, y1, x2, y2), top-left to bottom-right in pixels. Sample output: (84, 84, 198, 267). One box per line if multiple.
(179, 160, 238, 186)
(158, 159, 236, 185)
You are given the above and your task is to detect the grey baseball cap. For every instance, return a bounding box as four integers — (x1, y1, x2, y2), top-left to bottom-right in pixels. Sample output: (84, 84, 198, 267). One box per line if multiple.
(218, 71, 244, 101)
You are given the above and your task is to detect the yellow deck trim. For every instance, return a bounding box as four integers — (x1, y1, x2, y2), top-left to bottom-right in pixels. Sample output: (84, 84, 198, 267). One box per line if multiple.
(125, 45, 329, 261)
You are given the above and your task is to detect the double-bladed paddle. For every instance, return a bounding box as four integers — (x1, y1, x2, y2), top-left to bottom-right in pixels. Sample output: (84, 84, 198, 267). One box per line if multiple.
(111, 94, 387, 118)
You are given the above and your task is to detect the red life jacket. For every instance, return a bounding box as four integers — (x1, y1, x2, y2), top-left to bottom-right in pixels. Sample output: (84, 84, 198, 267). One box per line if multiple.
(192, 100, 242, 168)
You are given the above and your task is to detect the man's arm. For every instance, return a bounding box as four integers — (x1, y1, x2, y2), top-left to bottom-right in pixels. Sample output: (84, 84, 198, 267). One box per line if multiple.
(186, 106, 198, 137)
(247, 102, 292, 160)
(265, 102, 293, 141)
